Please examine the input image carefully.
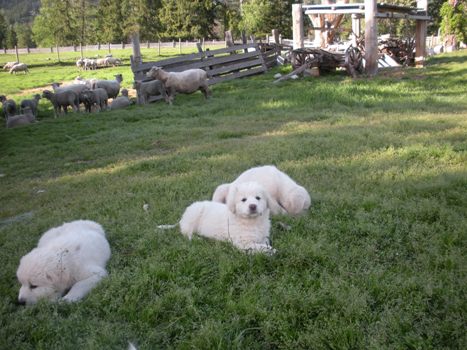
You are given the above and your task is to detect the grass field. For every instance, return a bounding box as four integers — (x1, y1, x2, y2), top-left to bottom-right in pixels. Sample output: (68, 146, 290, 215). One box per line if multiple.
(0, 50, 466, 349)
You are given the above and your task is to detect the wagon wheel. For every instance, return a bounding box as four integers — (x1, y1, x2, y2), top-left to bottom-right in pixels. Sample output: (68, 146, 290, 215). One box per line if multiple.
(345, 46, 364, 76)
(291, 50, 308, 69)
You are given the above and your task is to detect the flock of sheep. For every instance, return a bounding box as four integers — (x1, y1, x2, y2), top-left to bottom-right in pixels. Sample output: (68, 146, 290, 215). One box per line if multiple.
(76, 55, 122, 70)
(3, 61, 29, 74)
(1, 73, 131, 128)
(2, 53, 212, 128)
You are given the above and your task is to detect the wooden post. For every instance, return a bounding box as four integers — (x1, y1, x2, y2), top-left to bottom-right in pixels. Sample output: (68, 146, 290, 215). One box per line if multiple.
(80, 43, 84, 59)
(272, 29, 279, 44)
(225, 31, 234, 47)
(179, 38, 182, 54)
(351, 14, 362, 47)
(97, 42, 101, 50)
(158, 40, 161, 56)
(415, 0, 428, 67)
(364, 0, 378, 76)
(56, 43, 60, 62)
(292, 4, 304, 49)
(131, 33, 142, 67)
(15, 45, 19, 62)
(202, 38, 205, 51)
(147, 40, 150, 49)
(108, 42, 111, 54)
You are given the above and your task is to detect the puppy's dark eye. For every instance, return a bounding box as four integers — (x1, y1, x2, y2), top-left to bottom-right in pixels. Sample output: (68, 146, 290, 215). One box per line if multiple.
(256, 196, 261, 200)
(241, 198, 247, 202)
(30, 285, 37, 289)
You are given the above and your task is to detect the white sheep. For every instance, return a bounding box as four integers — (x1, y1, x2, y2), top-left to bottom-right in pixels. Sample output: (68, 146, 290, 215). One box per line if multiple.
(0, 95, 17, 119)
(109, 89, 131, 110)
(6, 107, 36, 128)
(84, 58, 97, 70)
(134, 79, 166, 105)
(52, 82, 88, 107)
(9, 63, 29, 74)
(3, 61, 18, 71)
(80, 88, 109, 112)
(42, 89, 79, 118)
(76, 58, 85, 70)
(93, 74, 123, 99)
(96, 58, 107, 68)
(20, 94, 41, 117)
(73, 76, 97, 89)
(146, 66, 210, 105)
(104, 57, 121, 66)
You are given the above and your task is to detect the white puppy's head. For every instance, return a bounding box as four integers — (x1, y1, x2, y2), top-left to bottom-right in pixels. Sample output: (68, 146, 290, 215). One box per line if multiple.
(226, 182, 271, 218)
(16, 248, 71, 305)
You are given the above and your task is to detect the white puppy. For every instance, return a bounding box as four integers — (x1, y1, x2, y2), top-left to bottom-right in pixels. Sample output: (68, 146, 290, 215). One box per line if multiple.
(16, 220, 111, 305)
(179, 182, 275, 254)
(212, 165, 311, 216)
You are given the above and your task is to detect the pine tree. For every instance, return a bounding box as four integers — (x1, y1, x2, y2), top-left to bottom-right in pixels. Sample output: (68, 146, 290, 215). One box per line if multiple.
(0, 11, 7, 48)
(97, 0, 125, 43)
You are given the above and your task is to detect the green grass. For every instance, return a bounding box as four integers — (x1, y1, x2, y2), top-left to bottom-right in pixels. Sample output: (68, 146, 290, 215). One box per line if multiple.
(0, 50, 466, 349)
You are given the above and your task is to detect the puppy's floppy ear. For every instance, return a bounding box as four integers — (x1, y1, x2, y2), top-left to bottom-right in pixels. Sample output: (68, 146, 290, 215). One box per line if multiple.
(212, 183, 230, 203)
(226, 185, 237, 214)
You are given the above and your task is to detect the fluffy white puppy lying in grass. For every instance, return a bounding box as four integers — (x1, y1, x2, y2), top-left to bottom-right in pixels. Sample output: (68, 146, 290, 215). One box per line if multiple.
(179, 182, 275, 254)
(212, 165, 311, 216)
(16, 220, 111, 305)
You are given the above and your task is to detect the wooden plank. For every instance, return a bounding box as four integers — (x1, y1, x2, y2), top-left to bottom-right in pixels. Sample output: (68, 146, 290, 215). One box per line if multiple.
(207, 57, 264, 76)
(364, 0, 378, 76)
(207, 66, 266, 85)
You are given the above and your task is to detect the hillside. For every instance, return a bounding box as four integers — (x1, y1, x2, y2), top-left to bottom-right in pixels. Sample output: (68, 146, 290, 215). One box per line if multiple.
(0, 0, 40, 23)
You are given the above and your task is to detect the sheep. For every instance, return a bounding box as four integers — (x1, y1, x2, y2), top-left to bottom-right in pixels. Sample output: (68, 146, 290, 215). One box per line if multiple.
(52, 82, 88, 107)
(6, 107, 36, 128)
(0, 95, 17, 119)
(96, 58, 107, 68)
(42, 89, 79, 118)
(104, 57, 121, 66)
(80, 88, 109, 113)
(73, 76, 97, 89)
(93, 74, 123, 99)
(109, 89, 131, 110)
(134, 79, 166, 105)
(3, 61, 18, 71)
(146, 66, 210, 105)
(9, 63, 29, 74)
(76, 58, 85, 70)
(84, 58, 97, 70)
(20, 94, 41, 117)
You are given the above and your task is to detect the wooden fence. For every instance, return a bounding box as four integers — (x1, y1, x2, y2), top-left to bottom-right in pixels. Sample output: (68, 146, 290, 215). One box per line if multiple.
(131, 43, 279, 103)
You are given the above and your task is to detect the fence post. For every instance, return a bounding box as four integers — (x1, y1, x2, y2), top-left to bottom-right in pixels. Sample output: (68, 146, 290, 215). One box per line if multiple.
(56, 43, 60, 62)
(80, 43, 83, 59)
(15, 45, 19, 62)
(158, 40, 161, 56)
(121, 42, 124, 49)
(179, 38, 181, 54)
(131, 33, 142, 67)
(97, 42, 101, 50)
(147, 41, 150, 49)
(108, 43, 111, 54)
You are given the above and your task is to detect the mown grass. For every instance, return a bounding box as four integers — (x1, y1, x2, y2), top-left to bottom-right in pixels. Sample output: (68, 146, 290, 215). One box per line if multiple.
(0, 50, 466, 349)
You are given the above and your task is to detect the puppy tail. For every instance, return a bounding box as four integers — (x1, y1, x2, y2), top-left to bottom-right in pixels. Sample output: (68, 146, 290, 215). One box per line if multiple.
(156, 223, 179, 230)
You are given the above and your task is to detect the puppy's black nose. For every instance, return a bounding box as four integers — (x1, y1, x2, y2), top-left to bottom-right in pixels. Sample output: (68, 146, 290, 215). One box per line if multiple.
(17, 299, 26, 306)
(249, 204, 257, 212)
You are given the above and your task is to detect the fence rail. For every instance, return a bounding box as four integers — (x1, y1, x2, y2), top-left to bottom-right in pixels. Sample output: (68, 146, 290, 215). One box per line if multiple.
(0, 40, 228, 55)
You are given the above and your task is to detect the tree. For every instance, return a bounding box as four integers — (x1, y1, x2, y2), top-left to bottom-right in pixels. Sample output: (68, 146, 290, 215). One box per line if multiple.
(158, 0, 218, 40)
(440, 0, 466, 45)
(5, 24, 17, 48)
(96, 0, 125, 43)
(32, 0, 76, 46)
(121, 0, 162, 41)
(16, 23, 35, 48)
(72, 0, 97, 46)
(0, 11, 7, 48)
(239, 0, 293, 38)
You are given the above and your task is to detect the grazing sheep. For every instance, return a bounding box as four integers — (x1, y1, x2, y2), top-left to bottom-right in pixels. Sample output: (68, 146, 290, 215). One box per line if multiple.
(93, 74, 123, 99)
(96, 58, 107, 68)
(73, 76, 97, 89)
(146, 66, 210, 105)
(80, 88, 109, 113)
(84, 58, 97, 70)
(109, 89, 131, 110)
(20, 94, 41, 117)
(9, 63, 29, 74)
(3, 61, 18, 71)
(76, 58, 85, 70)
(134, 79, 166, 104)
(52, 82, 88, 107)
(104, 57, 121, 66)
(0, 95, 17, 119)
(6, 107, 36, 128)
(42, 89, 79, 118)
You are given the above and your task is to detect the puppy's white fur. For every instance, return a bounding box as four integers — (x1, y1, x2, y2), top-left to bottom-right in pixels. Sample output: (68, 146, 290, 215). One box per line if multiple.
(16, 220, 111, 305)
(212, 165, 311, 215)
(180, 182, 275, 254)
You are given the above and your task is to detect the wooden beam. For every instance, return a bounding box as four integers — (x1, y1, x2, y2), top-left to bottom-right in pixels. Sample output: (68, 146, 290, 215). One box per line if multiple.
(364, 0, 378, 76)
(292, 4, 304, 49)
(415, 0, 428, 67)
(131, 33, 142, 67)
